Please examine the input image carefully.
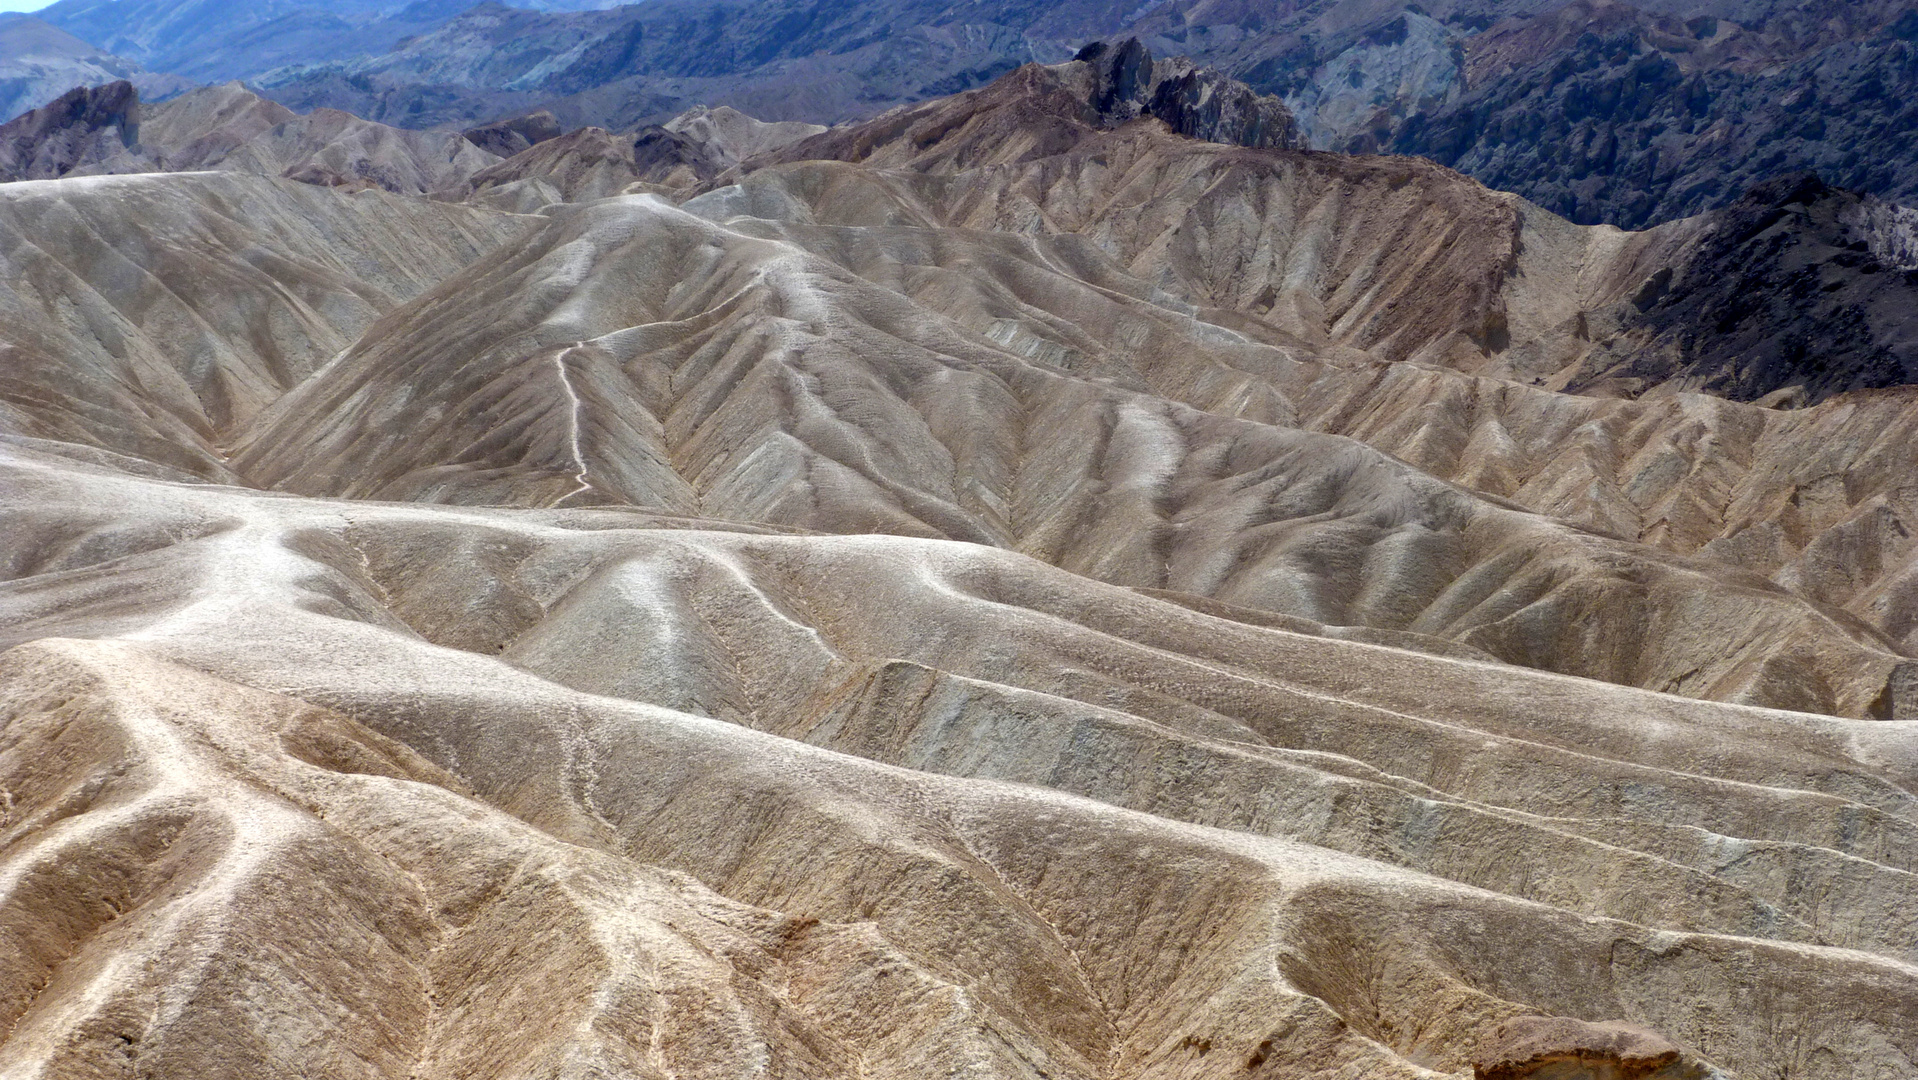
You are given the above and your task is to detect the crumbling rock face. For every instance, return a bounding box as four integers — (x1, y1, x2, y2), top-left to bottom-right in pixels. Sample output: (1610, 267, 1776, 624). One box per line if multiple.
(629, 126, 723, 183)
(1075, 38, 1300, 150)
(1474, 1016, 1709, 1080)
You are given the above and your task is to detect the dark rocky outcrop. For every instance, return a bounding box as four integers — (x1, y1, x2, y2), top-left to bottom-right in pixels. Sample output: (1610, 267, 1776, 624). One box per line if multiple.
(1076, 38, 1299, 150)
(461, 110, 562, 158)
(761, 42, 1299, 173)
(0, 79, 138, 180)
(628, 126, 720, 180)
(1578, 174, 1918, 403)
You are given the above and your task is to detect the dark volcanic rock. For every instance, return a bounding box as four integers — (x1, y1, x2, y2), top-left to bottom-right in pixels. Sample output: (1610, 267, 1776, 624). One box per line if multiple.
(462, 110, 562, 158)
(0, 78, 138, 180)
(1581, 174, 1918, 403)
(755, 46, 1299, 176)
(1077, 38, 1299, 149)
(1147, 65, 1299, 150)
(628, 125, 721, 181)
(1389, 0, 1918, 228)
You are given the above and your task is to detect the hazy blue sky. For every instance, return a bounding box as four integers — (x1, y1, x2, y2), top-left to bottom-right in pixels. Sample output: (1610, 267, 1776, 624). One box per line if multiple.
(0, 0, 54, 14)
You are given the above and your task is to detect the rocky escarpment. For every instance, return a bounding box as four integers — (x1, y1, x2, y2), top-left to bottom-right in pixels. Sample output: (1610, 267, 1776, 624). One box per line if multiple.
(754, 45, 1300, 174)
(0, 79, 137, 179)
(1074, 38, 1299, 150)
(1473, 1016, 1713, 1079)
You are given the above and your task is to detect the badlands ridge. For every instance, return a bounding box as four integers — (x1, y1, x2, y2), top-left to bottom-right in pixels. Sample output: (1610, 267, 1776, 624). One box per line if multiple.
(2, 46, 1917, 1079)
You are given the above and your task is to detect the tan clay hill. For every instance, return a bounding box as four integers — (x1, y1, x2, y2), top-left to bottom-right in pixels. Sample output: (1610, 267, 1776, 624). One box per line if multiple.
(3, 50, 1917, 1080)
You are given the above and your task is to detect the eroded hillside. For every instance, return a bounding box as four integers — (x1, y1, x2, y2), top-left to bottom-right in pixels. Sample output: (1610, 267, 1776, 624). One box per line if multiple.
(2, 47, 1916, 1080)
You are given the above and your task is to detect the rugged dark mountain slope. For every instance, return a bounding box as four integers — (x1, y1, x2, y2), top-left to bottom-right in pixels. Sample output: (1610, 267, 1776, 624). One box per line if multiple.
(1383, 0, 1918, 226)
(1559, 173, 1918, 401)
(0, 79, 140, 179)
(1072, 1, 1918, 225)
(55, 0, 1892, 230)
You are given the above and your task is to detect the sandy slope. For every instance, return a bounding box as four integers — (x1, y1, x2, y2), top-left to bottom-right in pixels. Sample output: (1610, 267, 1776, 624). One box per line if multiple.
(220, 180, 1910, 719)
(3, 438, 1916, 1078)
(0, 171, 525, 474)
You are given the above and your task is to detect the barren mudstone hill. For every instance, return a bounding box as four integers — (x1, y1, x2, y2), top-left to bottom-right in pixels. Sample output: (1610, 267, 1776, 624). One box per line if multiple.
(2, 48, 1916, 1080)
